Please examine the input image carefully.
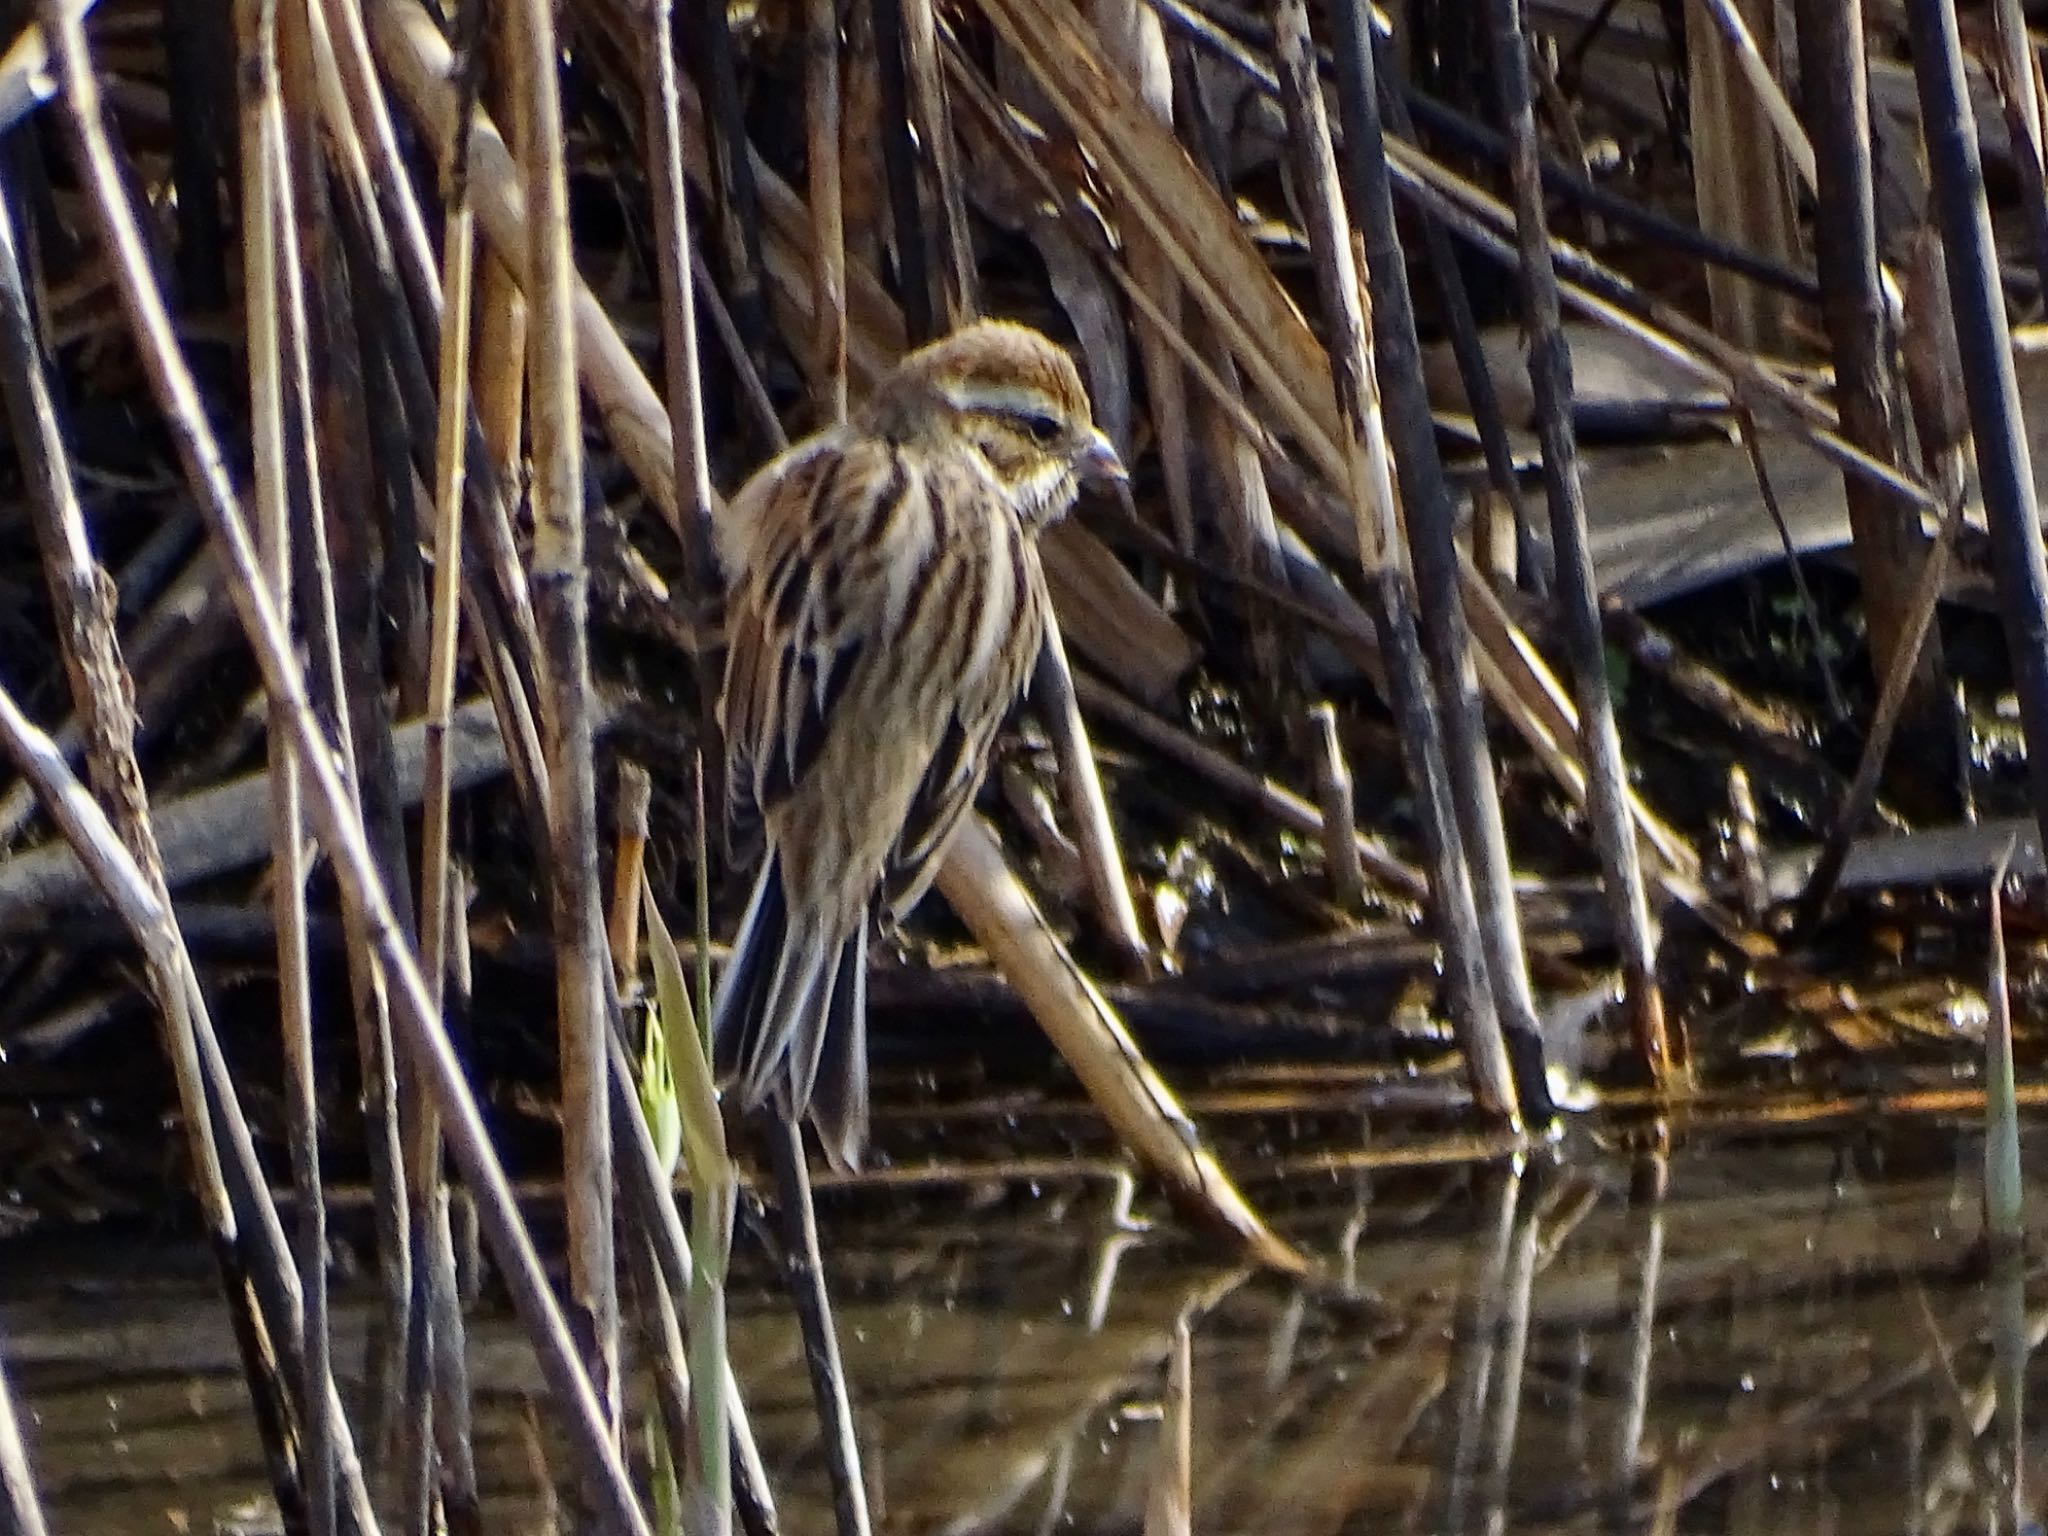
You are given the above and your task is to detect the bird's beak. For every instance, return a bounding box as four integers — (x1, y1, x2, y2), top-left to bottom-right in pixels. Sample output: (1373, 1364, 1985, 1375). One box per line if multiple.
(1079, 428, 1128, 487)
(1078, 428, 1135, 518)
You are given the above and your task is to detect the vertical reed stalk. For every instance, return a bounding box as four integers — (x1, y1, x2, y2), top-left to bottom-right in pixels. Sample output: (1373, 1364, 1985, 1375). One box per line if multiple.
(1795, 0, 1949, 816)
(807, 0, 850, 419)
(644, 0, 720, 589)
(1375, 56, 1542, 594)
(1322, 0, 1544, 1116)
(1308, 703, 1363, 913)
(693, 0, 771, 354)
(643, 0, 728, 819)
(770, 1119, 873, 1536)
(1278, 0, 1523, 1122)
(898, 0, 975, 323)
(512, 0, 621, 1439)
(235, 0, 334, 1525)
(407, 3, 489, 1527)
(1904, 0, 2048, 864)
(872, 0, 935, 340)
(1483, 0, 1672, 1080)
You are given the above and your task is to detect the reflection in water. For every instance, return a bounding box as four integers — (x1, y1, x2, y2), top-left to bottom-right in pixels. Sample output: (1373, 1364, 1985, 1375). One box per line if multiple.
(2, 1118, 2047, 1534)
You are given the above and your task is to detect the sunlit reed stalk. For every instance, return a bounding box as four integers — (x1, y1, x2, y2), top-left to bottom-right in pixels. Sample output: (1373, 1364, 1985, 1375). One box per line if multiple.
(1482, 0, 1672, 1081)
(1314, 0, 1546, 1111)
(1275, 0, 1522, 1122)
(235, 0, 334, 1526)
(513, 0, 620, 1436)
(404, 2, 489, 1526)
(30, 0, 649, 1517)
(1307, 703, 1363, 913)
(643, 0, 719, 590)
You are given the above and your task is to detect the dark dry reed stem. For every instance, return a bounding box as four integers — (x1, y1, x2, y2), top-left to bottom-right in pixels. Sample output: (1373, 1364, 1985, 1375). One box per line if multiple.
(278, 56, 419, 1419)
(30, 1, 651, 1519)
(1989, 0, 2048, 305)
(1732, 404, 1849, 723)
(1309, 0, 1536, 1120)
(769, 1117, 873, 1536)
(163, 0, 233, 397)
(236, 0, 335, 1524)
(695, 239, 790, 453)
(1794, 0, 1942, 760)
(1150, 0, 1819, 302)
(897, 0, 975, 324)
(690, 0, 771, 358)
(1482, 0, 1671, 1081)
(872, 0, 936, 341)
(0, 1356, 50, 1536)
(644, 0, 721, 601)
(514, 0, 622, 1437)
(1371, 37, 1541, 592)
(1904, 0, 2048, 863)
(1271, 0, 1513, 1116)
(644, 0, 730, 813)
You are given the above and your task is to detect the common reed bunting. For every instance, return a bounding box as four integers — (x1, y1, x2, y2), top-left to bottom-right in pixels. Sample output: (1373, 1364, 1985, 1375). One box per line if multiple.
(711, 319, 1126, 1169)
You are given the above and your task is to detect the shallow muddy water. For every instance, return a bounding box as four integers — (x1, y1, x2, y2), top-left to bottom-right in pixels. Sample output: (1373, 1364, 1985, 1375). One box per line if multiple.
(4, 1113, 2047, 1534)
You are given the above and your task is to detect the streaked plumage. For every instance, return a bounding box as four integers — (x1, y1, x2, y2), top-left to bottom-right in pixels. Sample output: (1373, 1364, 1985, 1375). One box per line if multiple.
(710, 320, 1124, 1169)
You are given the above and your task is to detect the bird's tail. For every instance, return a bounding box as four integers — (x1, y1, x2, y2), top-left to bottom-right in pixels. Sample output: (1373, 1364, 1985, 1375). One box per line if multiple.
(710, 856, 870, 1170)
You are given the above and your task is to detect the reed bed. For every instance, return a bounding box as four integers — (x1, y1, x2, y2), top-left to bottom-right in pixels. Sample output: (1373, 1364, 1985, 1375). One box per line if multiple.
(0, 0, 2044, 1530)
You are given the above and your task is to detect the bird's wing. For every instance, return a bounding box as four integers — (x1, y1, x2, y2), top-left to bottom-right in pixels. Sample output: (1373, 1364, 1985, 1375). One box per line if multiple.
(880, 529, 1049, 920)
(720, 436, 900, 823)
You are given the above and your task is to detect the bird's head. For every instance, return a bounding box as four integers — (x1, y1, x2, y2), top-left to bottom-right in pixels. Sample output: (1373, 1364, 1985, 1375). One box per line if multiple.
(863, 319, 1127, 528)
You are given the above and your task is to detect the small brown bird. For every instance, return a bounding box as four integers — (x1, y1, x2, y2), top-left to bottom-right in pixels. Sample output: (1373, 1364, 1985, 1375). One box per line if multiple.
(711, 319, 1125, 1169)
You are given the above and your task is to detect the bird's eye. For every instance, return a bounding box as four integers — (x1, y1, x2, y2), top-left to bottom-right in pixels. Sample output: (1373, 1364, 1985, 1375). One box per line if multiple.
(1018, 410, 1063, 446)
